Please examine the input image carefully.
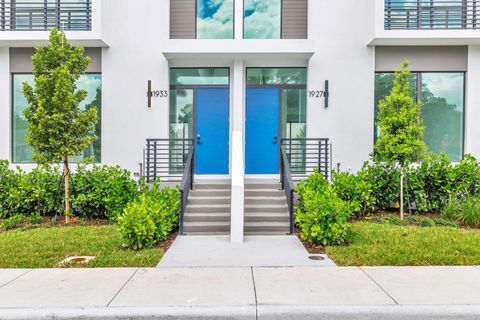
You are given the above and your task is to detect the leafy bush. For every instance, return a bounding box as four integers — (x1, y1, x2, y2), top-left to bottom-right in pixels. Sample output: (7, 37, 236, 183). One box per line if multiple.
(359, 161, 400, 211)
(332, 171, 373, 216)
(295, 170, 350, 246)
(71, 164, 139, 220)
(0, 163, 62, 219)
(118, 182, 180, 250)
(444, 196, 480, 228)
(117, 195, 157, 250)
(0, 160, 139, 222)
(406, 153, 452, 212)
(1, 215, 24, 230)
(451, 155, 480, 197)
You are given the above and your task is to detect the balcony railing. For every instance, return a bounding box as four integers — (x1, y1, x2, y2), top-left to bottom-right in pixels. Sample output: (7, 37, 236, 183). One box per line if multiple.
(1, 1, 91, 31)
(385, 0, 479, 30)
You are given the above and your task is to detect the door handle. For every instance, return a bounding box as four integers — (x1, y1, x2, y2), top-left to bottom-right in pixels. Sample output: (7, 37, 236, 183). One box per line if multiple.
(273, 136, 278, 144)
(196, 134, 201, 145)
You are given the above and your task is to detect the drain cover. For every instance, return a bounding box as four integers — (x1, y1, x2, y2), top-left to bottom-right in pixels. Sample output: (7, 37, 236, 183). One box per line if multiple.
(308, 255, 325, 261)
(60, 256, 96, 264)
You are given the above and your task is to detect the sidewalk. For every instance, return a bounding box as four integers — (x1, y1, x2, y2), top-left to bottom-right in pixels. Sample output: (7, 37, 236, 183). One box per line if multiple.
(0, 266, 480, 319)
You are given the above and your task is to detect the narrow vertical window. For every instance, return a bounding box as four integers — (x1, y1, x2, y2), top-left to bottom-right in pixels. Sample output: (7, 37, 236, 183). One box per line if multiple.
(196, 0, 234, 39)
(244, 0, 281, 39)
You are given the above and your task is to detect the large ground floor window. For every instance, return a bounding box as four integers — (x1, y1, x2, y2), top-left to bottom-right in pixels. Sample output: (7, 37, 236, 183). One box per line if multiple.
(12, 73, 102, 163)
(375, 72, 465, 161)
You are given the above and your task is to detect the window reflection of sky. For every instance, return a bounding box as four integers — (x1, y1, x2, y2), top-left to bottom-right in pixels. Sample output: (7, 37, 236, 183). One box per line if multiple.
(197, 0, 233, 39)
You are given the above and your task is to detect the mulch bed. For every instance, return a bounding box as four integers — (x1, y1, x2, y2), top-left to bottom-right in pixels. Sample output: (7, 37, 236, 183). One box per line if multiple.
(294, 227, 326, 254)
(156, 232, 177, 253)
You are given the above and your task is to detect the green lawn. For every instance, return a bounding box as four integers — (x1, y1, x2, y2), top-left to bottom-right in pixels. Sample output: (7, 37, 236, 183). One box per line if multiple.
(0, 225, 163, 268)
(327, 221, 480, 266)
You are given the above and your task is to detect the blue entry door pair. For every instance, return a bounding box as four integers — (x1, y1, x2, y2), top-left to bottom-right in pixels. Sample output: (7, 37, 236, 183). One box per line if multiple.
(195, 88, 230, 175)
(246, 88, 280, 174)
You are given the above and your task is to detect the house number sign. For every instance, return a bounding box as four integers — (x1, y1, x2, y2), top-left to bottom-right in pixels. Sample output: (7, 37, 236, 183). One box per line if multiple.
(147, 80, 169, 108)
(309, 80, 330, 109)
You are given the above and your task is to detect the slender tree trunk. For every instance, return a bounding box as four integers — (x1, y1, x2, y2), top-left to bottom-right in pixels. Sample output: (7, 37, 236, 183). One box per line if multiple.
(63, 155, 70, 224)
(400, 165, 404, 221)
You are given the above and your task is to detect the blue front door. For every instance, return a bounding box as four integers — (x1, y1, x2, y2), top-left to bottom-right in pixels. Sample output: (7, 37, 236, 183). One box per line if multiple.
(246, 88, 280, 174)
(195, 88, 230, 174)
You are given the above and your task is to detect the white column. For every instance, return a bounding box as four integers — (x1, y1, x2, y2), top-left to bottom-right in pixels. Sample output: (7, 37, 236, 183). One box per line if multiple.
(230, 59, 245, 243)
(0, 48, 10, 162)
(465, 46, 480, 159)
(234, 0, 244, 40)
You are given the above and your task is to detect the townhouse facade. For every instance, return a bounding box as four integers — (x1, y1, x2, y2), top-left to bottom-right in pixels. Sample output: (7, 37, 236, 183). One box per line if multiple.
(1, 0, 480, 236)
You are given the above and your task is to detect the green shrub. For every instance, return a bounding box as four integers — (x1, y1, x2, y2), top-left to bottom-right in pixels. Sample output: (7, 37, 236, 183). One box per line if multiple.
(118, 195, 157, 250)
(295, 170, 350, 246)
(1, 215, 24, 230)
(407, 153, 453, 212)
(118, 182, 180, 250)
(332, 171, 375, 216)
(359, 161, 400, 211)
(444, 195, 480, 228)
(451, 155, 480, 197)
(0, 163, 62, 219)
(0, 160, 139, 222)
(71, 164, 139, 221)
(28, 213, 42, 225)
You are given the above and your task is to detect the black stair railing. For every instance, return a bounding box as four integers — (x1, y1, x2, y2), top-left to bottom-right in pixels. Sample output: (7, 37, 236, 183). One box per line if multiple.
(144, 138, 194, 235)
(280, 145, 296, 234)
(179, 145, 194, 235)
(280, 138, 331, 234)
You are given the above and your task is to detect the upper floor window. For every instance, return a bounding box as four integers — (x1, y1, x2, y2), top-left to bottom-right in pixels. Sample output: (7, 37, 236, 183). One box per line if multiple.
(384, 0, 477, 30)
(244, 0, 281, 39)
(197, 0, 234, 39)
(1, 0, 92, 31)
(170, 0, 307, 39)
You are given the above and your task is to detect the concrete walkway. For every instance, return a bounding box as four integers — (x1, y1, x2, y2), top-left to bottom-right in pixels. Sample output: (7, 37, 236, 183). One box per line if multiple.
(0, 266, 480, 319)
(158, 235, 336, 267)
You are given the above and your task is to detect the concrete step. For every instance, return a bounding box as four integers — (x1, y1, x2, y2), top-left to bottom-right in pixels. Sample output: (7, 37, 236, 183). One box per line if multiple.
(245, 190, 285, 197)
(183, 221, 230, 233)
(244, 222, 290, 233)
(245, 205, 289, 213)
(194, 183, 230, 190)
(188, 197, 231, 205)
(244, 197, 287, 205)
(191, 190, 231, 197)
(184, 213, 231, 222)
(245, 183, 282, 190)
(245, 212, 290, 223)
(186, 204, 231, 213)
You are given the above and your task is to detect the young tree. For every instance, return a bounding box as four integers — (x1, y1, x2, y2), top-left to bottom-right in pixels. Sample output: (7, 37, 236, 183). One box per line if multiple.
(374, 60, 426, 220)
(23, 28, 98, 224)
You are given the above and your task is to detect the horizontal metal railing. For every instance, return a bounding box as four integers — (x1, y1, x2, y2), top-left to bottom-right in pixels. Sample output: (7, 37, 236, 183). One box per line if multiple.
(145, 139, 194, 183)
(0, 1, 91, 31)
(281, 138, 330, 180)
(385, 0, 479, 30)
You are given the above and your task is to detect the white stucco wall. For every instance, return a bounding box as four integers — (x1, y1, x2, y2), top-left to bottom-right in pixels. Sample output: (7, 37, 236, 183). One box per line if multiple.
(100, 0, 170, 173)
(307, 0, 376, 171)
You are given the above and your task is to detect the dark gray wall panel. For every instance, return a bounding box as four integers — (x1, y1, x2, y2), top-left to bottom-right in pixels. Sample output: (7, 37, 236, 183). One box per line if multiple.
(10, 47, 102, 73)
(282, 0, 308, 39)
(375, 46, 468, 72)
(170, 0, 196, 39)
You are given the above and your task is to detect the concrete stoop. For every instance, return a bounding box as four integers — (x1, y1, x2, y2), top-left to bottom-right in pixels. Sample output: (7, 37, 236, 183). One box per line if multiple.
(183, 180, 290, 235)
